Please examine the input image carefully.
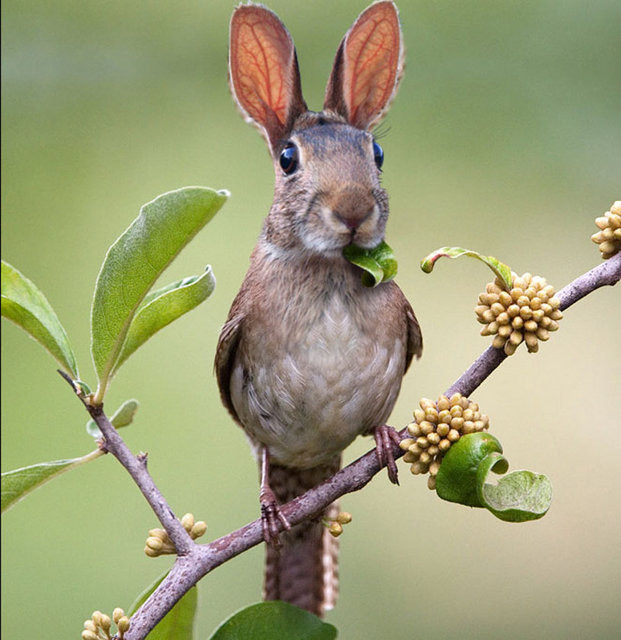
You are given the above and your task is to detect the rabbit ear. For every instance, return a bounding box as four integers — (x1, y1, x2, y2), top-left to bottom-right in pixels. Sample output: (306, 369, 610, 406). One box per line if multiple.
(324, 1, 403, 130)
(229, 4, 307, 152)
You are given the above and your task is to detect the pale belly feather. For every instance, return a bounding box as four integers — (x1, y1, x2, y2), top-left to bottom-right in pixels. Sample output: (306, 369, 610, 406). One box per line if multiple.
(230, 293, 406, 468)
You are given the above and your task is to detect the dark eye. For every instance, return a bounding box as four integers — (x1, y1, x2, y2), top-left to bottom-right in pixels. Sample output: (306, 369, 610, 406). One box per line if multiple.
(373, 141, 384, 170)
(279, 143, 298, 175)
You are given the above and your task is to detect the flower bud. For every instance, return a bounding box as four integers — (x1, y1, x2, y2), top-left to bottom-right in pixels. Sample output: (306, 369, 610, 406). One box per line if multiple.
(100, 614, 111, 632)
(592, 201, 621, 259)
(117, 616, 131, 634)
(113, 608, 125, 625)
(336, 512, 353, 525)
(148, 528, 167, 540)
(408, 422, 421, 437)
(476, 271, 562, 355)
(181, 513, 195, 532)
(190, 521, 208, 539)
(146, 536, 164, 551)
(405, 394, 490, 489)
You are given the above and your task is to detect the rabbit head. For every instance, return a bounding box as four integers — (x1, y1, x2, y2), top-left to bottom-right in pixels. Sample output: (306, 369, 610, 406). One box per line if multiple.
(229, 1, 404, 257)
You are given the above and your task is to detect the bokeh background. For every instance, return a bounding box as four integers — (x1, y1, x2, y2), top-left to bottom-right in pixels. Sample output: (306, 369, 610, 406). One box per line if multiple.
(2, 0, 620, 638)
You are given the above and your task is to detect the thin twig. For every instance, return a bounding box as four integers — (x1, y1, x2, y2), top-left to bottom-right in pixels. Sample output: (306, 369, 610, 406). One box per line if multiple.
(58, 374, 194, 557)
(85, 252, 620, 640)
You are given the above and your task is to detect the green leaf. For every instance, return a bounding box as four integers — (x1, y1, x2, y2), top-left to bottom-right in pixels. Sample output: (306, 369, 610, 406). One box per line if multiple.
(343, 241, 398, 287)
(209, 601, 337, 640)
(129, 571, 197, 639)
(1, 260, 78, 378)
(86, 398, 139, 438)
(478, 466, 552, 522)
(435, 432, 552, 522)
(113, 267, 215, 373)
(420, 246, 513, 291)
(90, 186, 228, 401)
(435, 432, 504, 507)
(1, 450, 103, 514)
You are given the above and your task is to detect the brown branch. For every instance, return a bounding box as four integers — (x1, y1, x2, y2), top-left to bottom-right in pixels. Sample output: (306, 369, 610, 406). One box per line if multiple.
(58, 375, 195, 557)
(74, 252, 620, 640)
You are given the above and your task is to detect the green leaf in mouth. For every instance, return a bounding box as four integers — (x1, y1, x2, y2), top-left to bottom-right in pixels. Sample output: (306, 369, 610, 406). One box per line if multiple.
(343, 240, 398, 287)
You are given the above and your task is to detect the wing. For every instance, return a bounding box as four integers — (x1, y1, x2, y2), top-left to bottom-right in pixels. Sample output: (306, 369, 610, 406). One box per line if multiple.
(214, 303, 245, 425)
(404, 297, 423, 374)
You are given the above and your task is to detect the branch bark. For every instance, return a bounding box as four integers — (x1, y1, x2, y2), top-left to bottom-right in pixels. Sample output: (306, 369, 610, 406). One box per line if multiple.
(78, 252, 620, 640)
(59, 378, 195, 556)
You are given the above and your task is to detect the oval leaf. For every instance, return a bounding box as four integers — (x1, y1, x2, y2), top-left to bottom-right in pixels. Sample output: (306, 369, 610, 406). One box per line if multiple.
(420, 246, 513, 291)
(1, 260, 78, 378)
(86, 399, 139, 439)
(479, 469, 552, 522)
(343, 241, 398, 287)
(1, 450, 102, 514)
(435, 432, 504, 507)
(209, 601, 337, 640)
(113, 267, 216, 373)
(129, 571, 197, 640)
(90, 187, 228, 401)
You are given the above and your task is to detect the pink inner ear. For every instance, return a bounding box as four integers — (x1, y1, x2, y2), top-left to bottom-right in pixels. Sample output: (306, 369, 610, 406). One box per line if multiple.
(343, 3, 401, 129)
(230, 7, 294, 128)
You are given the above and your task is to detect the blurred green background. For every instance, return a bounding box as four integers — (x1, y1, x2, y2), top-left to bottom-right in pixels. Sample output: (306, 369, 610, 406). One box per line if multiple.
(2, 0, 620, 638)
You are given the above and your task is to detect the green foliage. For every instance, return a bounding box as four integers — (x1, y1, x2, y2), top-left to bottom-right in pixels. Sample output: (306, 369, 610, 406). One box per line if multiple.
(86, 399, 140, 439)
(1, 186, 224, 517)
(477, 458, 552, 522)
(90, 186, 227, 401)
(129, 571, 197, 639)
(1, 450, 103, 513)
(343, 241, 398, 287)
(435, 432, 552, 522)
(209, 601, 338, 640)
(115, 268, 215, 372)
(420, 246, 513, 291)
(1, 260, 78, 378)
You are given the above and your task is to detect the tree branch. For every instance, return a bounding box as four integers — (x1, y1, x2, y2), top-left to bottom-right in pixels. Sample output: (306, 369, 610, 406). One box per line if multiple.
(84, 252, 620, 640)
(58, 376, 195, 557)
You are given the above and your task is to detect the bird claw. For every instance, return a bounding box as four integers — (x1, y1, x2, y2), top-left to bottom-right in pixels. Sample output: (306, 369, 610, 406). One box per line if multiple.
(260, 486, 291, 547)
(374, 424, 402, 485)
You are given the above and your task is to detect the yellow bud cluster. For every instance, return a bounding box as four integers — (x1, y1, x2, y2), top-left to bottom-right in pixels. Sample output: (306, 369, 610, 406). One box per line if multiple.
(475, 273, 562, 355)
(592, 201, 621, 259)
(144, 513, 207, 557)
(325, 511, 353, 538)
(82, 609, 129, 640)
(400, 394, 489, 490)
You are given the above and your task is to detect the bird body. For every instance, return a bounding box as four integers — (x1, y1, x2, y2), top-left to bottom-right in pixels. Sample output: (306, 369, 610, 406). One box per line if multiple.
(221, 244, 414, 470)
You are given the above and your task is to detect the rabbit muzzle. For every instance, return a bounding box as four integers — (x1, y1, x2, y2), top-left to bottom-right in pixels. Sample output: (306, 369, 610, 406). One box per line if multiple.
(328, 185, 375, 232)
(301, 184, 386, 254)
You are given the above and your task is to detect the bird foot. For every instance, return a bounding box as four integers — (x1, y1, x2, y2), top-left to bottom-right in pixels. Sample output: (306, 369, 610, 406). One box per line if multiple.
(260, 485, 291, 547)
(373, 424, 402, 485)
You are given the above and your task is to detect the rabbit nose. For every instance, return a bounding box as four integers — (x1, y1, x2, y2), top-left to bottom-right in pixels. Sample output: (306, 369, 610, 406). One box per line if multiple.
(328, 187, 375, 231)
(338, 215, 366, 231)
